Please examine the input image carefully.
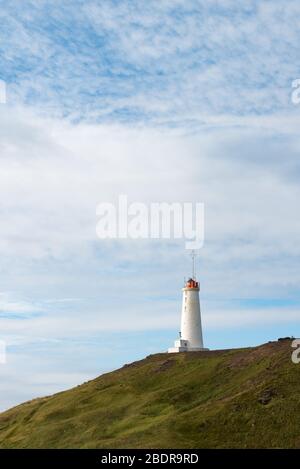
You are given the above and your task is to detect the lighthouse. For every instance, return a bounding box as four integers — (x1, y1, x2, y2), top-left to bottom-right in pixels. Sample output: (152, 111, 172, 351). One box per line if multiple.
(168, 252, 208, 353)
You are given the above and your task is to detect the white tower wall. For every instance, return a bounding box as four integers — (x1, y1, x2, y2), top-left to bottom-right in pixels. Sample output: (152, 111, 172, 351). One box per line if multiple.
(168, 277, 208, 353)
(180, 287, 203, 349)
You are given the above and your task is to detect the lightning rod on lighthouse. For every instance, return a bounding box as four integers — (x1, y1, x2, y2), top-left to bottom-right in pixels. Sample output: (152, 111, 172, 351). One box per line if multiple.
(168, 251, 208, 353)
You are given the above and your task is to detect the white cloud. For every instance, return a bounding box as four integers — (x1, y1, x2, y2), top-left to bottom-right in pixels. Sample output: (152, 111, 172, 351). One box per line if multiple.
(0, 104, 299, 320)
(0, 1, 300, 410)
(0, 292, 40, 316)
(1, 1, 299, 122)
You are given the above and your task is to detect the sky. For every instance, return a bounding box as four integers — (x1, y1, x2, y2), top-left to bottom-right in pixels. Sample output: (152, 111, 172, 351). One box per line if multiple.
(0, 0, 300, 411)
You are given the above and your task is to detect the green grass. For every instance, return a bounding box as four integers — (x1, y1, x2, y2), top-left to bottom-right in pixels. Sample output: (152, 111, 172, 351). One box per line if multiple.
(0, 340, 299, 448)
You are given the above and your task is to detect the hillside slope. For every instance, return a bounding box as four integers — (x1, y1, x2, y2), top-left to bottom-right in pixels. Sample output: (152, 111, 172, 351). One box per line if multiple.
(0, 340, 299, 448)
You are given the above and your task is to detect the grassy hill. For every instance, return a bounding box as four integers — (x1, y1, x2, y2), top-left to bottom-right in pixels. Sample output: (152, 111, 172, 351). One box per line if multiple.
(0, 339, 299, 448)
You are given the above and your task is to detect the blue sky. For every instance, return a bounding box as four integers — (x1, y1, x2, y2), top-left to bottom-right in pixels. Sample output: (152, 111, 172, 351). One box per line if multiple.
(0, 0, 300, 411)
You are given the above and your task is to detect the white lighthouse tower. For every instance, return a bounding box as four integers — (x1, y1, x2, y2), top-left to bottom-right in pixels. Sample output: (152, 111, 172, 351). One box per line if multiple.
(168, 252, 208, 353)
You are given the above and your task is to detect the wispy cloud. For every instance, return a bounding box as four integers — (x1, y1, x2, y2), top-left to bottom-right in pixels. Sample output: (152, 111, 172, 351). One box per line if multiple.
(0, 292, 41, 318)
(0, 1, 299, 409)
(0, 1, 299, 124)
